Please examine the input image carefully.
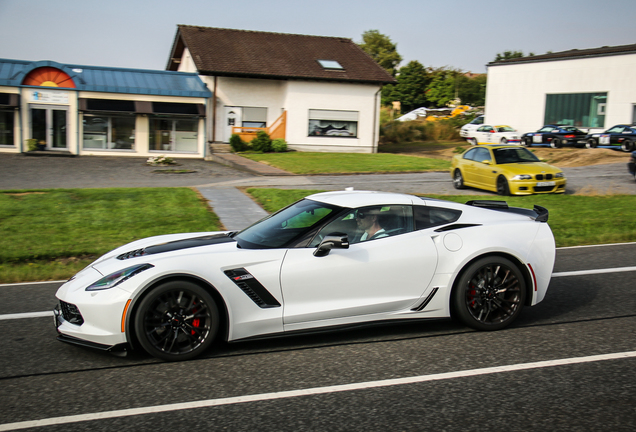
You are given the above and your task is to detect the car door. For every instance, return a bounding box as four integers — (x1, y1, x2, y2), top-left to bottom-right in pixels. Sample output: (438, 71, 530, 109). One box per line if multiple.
(469, 147, 494, 188)
(279, 206, 438, 328)
(605, 126, 624, 145)
(476, 125, 495, 144)
(534, 126, 553, 144)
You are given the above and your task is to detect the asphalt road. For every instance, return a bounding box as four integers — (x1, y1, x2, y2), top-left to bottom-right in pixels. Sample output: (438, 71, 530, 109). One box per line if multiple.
(0, 153, 634, 195)
(1, 243, 635, 431)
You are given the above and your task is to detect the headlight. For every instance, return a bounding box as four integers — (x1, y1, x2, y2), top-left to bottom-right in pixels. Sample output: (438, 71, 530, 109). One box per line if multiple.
(512, 174, 532, 180)
(554, 172, 564, 178)
(86, 264, 154, 291)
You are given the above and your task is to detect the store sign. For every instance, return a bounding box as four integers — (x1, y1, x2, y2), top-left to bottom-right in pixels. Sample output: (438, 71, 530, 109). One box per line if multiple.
(30, 90, 69, 104)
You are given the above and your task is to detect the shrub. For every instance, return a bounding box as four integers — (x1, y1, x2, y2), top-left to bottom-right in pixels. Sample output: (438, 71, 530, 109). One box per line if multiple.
(271, 138, 288, 153)
(250, 131, 273, 152)
(229, 134, 249, 152)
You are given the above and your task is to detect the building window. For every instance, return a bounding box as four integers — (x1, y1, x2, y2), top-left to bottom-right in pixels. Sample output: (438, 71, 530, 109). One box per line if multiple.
(83, 114, 135, 150)
(308, 109, 358, 137)
(317, 60, 344, 70)
(544, 93, 607, 128)
(149, 117, 198, 152)
(0, 109, 15, 146)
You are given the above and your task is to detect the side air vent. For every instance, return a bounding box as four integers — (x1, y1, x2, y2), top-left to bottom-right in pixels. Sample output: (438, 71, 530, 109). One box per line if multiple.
(412, 288, 439, 312)
(224, 268, 281, 308)
(117, 249, 146, 260)
(434, 224, 480, 233)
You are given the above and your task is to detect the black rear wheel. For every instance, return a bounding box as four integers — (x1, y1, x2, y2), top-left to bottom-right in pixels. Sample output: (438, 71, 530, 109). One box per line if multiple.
(585, 138, 597, 149)
(135, 280, 219, 361)
(621, 139, 634, 152)
(452, 257, 526, 331)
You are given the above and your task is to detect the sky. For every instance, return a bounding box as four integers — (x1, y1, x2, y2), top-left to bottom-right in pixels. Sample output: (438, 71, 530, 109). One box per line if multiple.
(1, 0, 635, 74)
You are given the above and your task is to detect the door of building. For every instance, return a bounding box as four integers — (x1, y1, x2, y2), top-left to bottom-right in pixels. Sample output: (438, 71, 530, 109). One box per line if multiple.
(30, 105, 68, 150)
(224, 107, 242, 143)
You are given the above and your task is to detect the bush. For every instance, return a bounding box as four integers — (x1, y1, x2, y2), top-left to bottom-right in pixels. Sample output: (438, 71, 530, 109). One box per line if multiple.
(271, 138, 288, 153)
(229, 134, 249, 152)
(250, 131, 273, 152)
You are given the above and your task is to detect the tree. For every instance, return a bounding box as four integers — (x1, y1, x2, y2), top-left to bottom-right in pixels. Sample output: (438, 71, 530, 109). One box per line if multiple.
(494, 50, 536, 62)
(425, 68, 461, 107)
(384, 60, 431, 111)
(358, 30, 402, 76)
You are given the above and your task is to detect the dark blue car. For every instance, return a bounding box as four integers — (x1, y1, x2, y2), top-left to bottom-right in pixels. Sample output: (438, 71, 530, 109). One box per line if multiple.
(585, 125, 636, 152)
(521, 125, 587, 148)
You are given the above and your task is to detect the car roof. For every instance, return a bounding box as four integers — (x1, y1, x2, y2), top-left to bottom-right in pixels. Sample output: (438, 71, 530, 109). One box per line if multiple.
(307, 190, 417, 208)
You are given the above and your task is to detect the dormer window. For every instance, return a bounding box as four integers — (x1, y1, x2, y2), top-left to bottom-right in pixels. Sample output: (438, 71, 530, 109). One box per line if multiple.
(317, 60, 344, 70)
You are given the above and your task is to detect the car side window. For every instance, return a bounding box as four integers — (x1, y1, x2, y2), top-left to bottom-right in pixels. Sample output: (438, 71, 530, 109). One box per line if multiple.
(309, 205, 414, 247)
(607, 126, 623, 133)
(539, 126, 553, 132)
(463, 148, 478, 161)
(474, 147, 491, 163)
(414, 206, 462, 230)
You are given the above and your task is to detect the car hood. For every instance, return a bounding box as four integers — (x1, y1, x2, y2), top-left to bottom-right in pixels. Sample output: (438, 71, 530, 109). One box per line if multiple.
(499, 162, 562, 174)
(90, 231, 234, 274)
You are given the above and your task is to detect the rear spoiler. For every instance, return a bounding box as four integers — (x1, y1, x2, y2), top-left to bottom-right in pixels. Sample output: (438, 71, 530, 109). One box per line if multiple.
(465, 200, 549, 223)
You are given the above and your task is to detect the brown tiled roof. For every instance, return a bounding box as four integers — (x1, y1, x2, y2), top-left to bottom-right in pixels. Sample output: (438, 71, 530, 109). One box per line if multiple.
(167, 25, 396, 84)
(488, 43, 636, 66)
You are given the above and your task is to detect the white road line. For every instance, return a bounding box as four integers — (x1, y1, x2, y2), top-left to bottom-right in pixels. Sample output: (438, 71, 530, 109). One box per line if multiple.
(3, 266, 636, 322)
(1, 350, 635, 431)
(551, 266, 636, 278)
(0, 280, 66, 288)
(0, 311, 53, 320)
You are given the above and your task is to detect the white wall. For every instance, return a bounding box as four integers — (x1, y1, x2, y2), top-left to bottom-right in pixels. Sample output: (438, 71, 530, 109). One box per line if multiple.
(199, 74, 382, 153)
(485, 53, 636, 134)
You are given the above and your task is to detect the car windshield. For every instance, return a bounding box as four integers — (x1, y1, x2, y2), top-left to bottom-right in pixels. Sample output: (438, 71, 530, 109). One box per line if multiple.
(493, 147, 540, 164)
(234, 199, 340, 249)
(496, 126, 515, 132)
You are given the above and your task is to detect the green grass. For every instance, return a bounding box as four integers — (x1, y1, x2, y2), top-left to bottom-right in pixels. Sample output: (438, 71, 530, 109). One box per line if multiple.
(0, 188, 222, 283)
(246, 188, 636, 248)
(239, 152, 451, 174)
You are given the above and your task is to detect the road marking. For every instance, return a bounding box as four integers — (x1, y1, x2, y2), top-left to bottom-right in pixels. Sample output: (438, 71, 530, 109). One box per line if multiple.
(0, 280, 66, 288)
(3, 266, 636, 322)
(552, 266, 636, 278)
(0, 311, 53, 321)
(1, 350, 635, 431)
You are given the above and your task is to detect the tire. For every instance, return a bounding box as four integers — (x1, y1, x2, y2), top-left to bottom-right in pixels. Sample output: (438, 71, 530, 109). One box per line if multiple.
(621, 139, 634, 152)
(453, 169, 465, 189)
(452, 256, 526, 331)
(496, 176, 510, 196)
(134, 280, 219, 361)
(550, 138, 562, 149)
(500, 138, 508, 145)
(469, 137, 478, 146)
(521, 137, 532, 147)
(585, 138, 597, 149)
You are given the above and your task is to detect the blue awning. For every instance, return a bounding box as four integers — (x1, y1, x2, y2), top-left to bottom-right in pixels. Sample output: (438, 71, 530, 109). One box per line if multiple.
(0, 59, 211, 98)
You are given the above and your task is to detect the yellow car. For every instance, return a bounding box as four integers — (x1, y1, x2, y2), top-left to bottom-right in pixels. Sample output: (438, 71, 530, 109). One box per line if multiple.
(451, 145, 566, 195)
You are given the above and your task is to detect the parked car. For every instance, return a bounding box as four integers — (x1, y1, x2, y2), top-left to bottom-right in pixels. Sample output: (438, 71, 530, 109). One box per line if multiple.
(466, 125, 520, 145)
(585, 125, 636, 152)
(628, 150, 636, 181)
(54, 190, 556, 361)
(459, 115, 484, 137)
(451, 145, 566, 195)
(521, 125, 587, 148)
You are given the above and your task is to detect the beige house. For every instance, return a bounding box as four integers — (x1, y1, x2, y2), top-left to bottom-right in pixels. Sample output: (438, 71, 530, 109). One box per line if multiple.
(167, 26, 396, 153)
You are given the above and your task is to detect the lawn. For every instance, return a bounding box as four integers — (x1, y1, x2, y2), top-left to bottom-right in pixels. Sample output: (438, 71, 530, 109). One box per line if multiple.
(0, 188, 221, 283)
(247, 188, 636, 248)
(239, 152, 451, 174)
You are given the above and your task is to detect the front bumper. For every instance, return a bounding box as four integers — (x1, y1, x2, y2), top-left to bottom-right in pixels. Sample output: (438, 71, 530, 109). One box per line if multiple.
(509, 178, 567, 195)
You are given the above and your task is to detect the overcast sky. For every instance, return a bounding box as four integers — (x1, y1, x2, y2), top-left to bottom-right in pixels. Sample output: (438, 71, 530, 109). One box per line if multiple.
(1, 0, 635, 74)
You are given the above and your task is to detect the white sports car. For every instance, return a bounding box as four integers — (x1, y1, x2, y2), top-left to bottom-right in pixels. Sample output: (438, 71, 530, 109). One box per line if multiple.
(467, 125, 521, 145)
(54, 191, 555, 361)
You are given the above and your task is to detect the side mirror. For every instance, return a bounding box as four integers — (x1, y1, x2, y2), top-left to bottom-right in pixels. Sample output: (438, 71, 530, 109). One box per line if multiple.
(313, 232, 349, 257)
(481, 160, 491, 165)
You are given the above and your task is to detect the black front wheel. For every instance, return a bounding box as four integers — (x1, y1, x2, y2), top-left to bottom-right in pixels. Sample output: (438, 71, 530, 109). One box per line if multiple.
(496, 176, 510, 196)
(452, 257, 526, 331)
(585, 138, 597, 149)
(550, 138, 562, 149)
(134, 280, 219, 361)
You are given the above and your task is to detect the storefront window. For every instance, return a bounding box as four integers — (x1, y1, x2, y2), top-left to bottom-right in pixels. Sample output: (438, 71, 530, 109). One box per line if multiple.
(149, 117, 198, 152)
(544, 93, 607, 128)
(83, 114, 135, 150)
(0, 110, 15, 146)
(308, 109, 358, 137)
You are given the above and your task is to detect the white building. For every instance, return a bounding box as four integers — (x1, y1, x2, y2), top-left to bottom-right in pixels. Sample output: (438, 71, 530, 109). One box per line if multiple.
(485, 43, 636, 134)
(167, 26, 396, 153)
